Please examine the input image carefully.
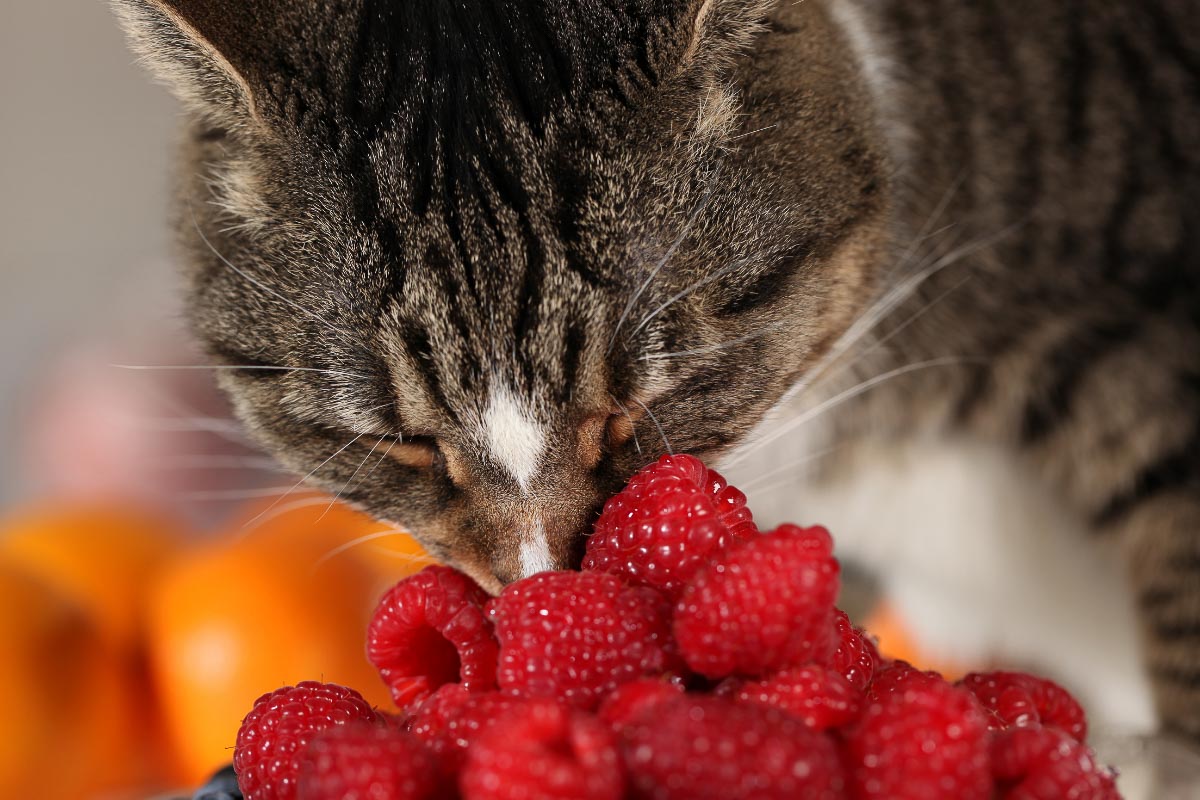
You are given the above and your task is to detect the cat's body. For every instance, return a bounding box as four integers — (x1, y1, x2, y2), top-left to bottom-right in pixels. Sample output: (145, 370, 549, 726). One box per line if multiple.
(115, 0, 1200, 740)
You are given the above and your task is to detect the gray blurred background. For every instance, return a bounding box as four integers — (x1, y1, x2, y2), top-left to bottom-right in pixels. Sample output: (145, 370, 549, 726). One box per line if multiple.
(1, 0, 183, 504)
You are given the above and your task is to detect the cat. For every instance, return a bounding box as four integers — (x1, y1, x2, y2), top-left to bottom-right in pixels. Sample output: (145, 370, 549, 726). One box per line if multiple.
(113, 0, 1200, 742)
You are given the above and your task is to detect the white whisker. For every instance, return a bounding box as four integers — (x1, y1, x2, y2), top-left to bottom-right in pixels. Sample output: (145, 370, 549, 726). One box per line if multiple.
(629, 256, 754, 340)
(310, 527, 433, 572)
(152, 455, 281, 470)
(735, 443, 847, 493)
(608, 173, 721, 354)
(610, 396, 643, 456)
(641, 321, 788, 361)
(188, 205, 360, 350)
(177, 487, 298, 501)
(726, 356, 983, 466)
(632, 397, 672, 455)
(113, 364, 374, 380)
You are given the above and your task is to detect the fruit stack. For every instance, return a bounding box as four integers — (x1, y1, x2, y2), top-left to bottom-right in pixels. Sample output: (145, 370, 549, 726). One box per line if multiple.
(229, 455, 1121, 800)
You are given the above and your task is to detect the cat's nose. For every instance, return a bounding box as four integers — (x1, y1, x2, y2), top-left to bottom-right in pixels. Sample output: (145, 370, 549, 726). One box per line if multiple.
(488, 510, 593, 586)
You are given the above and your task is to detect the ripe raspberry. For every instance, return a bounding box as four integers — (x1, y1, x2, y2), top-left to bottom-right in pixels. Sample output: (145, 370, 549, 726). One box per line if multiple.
(828, 609, 881, 693)
(620, 695, 845, 800)
(991, 726, 1119, 799)
(367, 565, 499, 709)
(959, 671, 1088, 741)
(597, 677, 685, 730)
(405, 685, 523, 773)
(461, 698, 624, 800)
(673, 524, 840, 678)
(866, 660, 944, 700)
(582, 454, 757, 600)
(844, 679, 991, 800)
(486, 571, 680, 709)
(297, 723, 442, 800)
(718, 665, 862, 731)
(233, 682, 381, 800)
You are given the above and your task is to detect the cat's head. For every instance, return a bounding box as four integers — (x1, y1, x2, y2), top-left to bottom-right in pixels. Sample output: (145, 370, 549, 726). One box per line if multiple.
(115, 0, 889, 592)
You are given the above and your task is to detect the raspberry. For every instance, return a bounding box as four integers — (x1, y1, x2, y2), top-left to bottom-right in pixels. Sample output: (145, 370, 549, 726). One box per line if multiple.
(297, 723, 442, 800)
(991, 726, 1119, 799)
(367, 565, 499, 709)
(844, 679, 991, 800)
(866, 660, 944, 700)
(597, 677, 686, 730)
(461, 698, 624, 800)
(828, 609, 881, 693)
(582, 454, 757, 600)
(959, 671, 1088, 741)
(673, 525, 840, 678)
(405, 686, 524, 773)
(620, 695, 845, 800)
(233, 682, 381, 800)
(718, 665, 862, 731)
(486, 571, 680, 709)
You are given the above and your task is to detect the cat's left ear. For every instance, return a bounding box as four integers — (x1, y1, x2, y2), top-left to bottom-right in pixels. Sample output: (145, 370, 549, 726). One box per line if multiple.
(111, 0, 273, 126)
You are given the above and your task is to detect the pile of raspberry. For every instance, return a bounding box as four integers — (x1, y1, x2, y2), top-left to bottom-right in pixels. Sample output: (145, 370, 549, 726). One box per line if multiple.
(231, 454, 1121, 800)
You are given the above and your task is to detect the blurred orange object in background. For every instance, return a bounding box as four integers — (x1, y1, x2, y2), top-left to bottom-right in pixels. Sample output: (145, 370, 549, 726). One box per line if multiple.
(147, 496, 432, 786)
(0, 563, 148, 799)
(0, 504, 186, 653)
(0, 494, 433, 797)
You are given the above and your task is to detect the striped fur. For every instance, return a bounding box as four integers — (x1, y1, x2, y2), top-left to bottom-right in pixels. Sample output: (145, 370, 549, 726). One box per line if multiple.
(115, 0, 1200, 737)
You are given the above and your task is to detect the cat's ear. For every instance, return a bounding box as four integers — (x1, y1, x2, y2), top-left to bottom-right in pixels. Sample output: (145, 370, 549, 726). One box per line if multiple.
(111, 0, 268, 125)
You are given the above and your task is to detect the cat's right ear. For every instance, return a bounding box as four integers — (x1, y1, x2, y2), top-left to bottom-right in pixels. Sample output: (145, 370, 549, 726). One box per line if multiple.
(111, 0, 266, 126)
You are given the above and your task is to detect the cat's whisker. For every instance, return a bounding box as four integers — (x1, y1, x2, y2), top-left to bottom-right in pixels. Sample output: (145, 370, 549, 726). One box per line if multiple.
(610, 396, 643, 456)
(133, 416, 249, 436)
(640, 320, 788, 361)
(188, 205, 362, 353)
(113, 363, 374, 380)
(151, 454, 281, 471)
(310, 526, 434, 573)
(241, 432, 369, 530)
(317, 435, 386, 521)
(777, 220, 1021, 414)
(806, 272, 975, 399)
(726, 356, 985, 465)
(629, 256, 756, 340)
(733, 443, 846, 493)
(608, 171, 722, 355)
(237, 402, 394, 529)
(729, 123, 779, 140)
(357, 435, 400, 486)
(176, 487, 299, 501)
(632, 397, 672, 455)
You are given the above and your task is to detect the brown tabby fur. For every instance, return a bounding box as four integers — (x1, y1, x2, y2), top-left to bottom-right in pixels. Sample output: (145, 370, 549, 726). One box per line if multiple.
(114, 0, 1200, 738)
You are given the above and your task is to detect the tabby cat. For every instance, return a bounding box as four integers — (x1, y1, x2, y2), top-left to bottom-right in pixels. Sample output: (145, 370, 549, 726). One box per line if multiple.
(113, 0, 1200, 740)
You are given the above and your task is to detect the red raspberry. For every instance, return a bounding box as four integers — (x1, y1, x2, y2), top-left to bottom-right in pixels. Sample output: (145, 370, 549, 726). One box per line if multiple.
(486, 571, 680, 709)
(620, 695, 845, 800)
(461, 698, 624, 800)
(673, 524, 840, 678)
(297, 723, 442, 800)
(844, 679, 991, 800)
(367, 565, 499, 709)
(583, 454, 757, 600)
(233, 681, 381, 800)
(597, 677, 685, 730)
(828, 609, 881, 693)
(718, 665, 862, 731)
(991, 726, 1119, 799)
(866, 660, 944, 700)
(405, 685, 523, 773)
(959, 671, 1088, 741)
